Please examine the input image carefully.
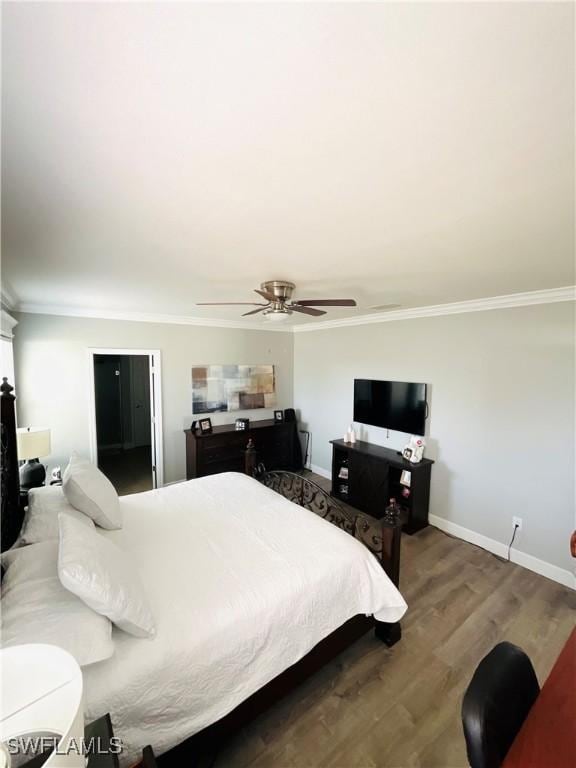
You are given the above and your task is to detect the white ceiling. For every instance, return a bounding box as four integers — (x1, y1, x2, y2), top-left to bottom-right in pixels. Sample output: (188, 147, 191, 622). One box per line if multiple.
(2, 2, 574, 325)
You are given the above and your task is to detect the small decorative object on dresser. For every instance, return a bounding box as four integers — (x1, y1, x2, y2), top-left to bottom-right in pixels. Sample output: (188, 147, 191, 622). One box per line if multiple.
(273, 410, 284, 423)
(235, 418, 250, 431)
(244, 438, 257, 476)
(402, 435, 425, 464)
(199, 417, 212, 434)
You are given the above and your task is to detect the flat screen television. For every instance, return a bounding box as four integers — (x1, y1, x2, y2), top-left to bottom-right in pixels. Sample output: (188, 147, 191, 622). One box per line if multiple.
(353, 379, 427, 436)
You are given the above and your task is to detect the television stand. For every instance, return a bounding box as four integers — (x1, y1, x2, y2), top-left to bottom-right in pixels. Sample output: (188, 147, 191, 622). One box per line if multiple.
(330, 439, 434, 534)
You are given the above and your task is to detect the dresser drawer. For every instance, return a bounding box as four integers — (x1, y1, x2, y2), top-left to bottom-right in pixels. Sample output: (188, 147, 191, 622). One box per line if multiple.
(200, 458, 244, 476)
(202, 442, 246, 465)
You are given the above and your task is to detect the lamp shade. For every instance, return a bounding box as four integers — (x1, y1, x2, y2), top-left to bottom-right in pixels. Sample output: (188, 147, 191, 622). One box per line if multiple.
(0, 644, 84, 767)
(16, 428, 51, 460)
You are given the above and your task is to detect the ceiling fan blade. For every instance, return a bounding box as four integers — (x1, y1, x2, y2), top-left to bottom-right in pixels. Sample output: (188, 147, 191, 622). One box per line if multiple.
(197, 303, 269, 308)
(295, 299, 357, 307)
(254, 289, 278, 302)
(291, 305, 327, 317)
(242, 306, 268, 317)
(370, 303, 401, 311)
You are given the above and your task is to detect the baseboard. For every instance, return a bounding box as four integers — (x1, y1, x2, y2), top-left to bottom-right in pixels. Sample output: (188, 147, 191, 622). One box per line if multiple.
(310, 463, 331, 480)
(430, 514, 575, 590)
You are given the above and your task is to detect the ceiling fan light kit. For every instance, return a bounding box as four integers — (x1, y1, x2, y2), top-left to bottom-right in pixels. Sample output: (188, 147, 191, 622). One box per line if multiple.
(197, 280, 358, 321)
(264, 310, 290, 323)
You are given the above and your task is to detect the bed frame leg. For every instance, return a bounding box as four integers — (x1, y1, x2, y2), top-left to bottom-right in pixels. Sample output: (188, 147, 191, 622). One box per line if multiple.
(375, 620, 401, 647)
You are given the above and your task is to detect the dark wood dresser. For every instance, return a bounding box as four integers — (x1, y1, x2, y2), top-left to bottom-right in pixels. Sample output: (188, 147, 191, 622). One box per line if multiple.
(184, 419, 298, 479)
(330, 439, 434, 534)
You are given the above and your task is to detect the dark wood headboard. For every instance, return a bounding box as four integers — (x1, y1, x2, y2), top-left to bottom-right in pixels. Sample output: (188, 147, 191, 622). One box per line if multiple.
(1, 378, 23, 551)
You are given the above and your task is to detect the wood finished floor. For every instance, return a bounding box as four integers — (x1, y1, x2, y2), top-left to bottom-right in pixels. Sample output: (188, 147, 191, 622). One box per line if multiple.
(215, 473, 576, 768)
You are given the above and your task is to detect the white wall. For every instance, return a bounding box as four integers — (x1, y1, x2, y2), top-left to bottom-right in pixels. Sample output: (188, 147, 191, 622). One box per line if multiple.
(13, 314, 293, 484)
(294, 302, 575, 579)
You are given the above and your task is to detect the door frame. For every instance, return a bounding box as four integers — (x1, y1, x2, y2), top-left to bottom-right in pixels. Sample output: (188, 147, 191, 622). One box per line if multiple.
(87, 348, 164, 488)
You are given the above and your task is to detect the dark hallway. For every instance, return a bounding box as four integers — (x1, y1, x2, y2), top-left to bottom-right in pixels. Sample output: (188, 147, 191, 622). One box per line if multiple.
(94, 354, 154, 495)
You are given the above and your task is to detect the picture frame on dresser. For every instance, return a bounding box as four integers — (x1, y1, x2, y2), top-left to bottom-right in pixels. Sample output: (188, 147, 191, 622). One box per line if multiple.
(199, 418, 212, 434)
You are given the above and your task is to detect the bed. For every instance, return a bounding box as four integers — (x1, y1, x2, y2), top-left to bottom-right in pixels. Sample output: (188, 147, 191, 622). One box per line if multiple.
(0, 379, 407, 766)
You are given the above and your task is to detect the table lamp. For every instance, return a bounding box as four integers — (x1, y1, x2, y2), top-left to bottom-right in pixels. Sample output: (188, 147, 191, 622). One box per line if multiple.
(16, 427, 51, 490)
(0, 644, 84, 767)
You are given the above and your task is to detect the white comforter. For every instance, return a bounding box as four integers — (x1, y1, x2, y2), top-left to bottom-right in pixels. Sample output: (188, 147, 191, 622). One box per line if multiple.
(83, 473, 407, 765)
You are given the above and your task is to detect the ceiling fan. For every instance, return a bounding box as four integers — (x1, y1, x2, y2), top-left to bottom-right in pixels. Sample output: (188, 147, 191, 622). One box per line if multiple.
(197, 281, 357, 321)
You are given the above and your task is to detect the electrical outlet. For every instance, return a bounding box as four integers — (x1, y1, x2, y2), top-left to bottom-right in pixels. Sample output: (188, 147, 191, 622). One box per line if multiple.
(512, 516, 523, 532)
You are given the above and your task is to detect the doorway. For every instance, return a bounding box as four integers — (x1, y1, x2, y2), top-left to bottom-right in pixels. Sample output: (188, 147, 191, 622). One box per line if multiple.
(88, 349, 163, 494)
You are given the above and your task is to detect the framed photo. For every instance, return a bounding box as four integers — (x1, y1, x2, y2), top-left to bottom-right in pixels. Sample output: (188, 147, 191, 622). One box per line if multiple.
(199, 418, 212, 434)
(235, 418, 249, 431)
(274, 410, 284, 423)
(402, 447, 413, 461)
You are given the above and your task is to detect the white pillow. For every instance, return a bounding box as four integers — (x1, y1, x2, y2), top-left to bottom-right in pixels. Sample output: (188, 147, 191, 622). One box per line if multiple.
(1, 540, 59, 582)
(58, 513, 155, 639)
(63, 454, 122, 530)
(18, 485, 94, 545)
(1, 541, 114, 667)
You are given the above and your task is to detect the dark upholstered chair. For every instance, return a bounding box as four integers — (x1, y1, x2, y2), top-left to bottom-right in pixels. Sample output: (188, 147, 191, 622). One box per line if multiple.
(462, 641, 540, 768)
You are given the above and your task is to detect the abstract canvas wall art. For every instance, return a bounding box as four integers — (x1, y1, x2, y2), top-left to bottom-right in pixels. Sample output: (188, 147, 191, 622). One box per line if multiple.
(192, 365, 276, 414)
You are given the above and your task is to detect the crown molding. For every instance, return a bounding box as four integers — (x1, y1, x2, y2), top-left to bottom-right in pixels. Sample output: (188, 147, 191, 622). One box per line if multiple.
(15, 286, 575, 334)
(0, 281, 18, 311)
(292, 286, 576, 333)
(1, 309, 18, 340)
(16, 304, 292, 332)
